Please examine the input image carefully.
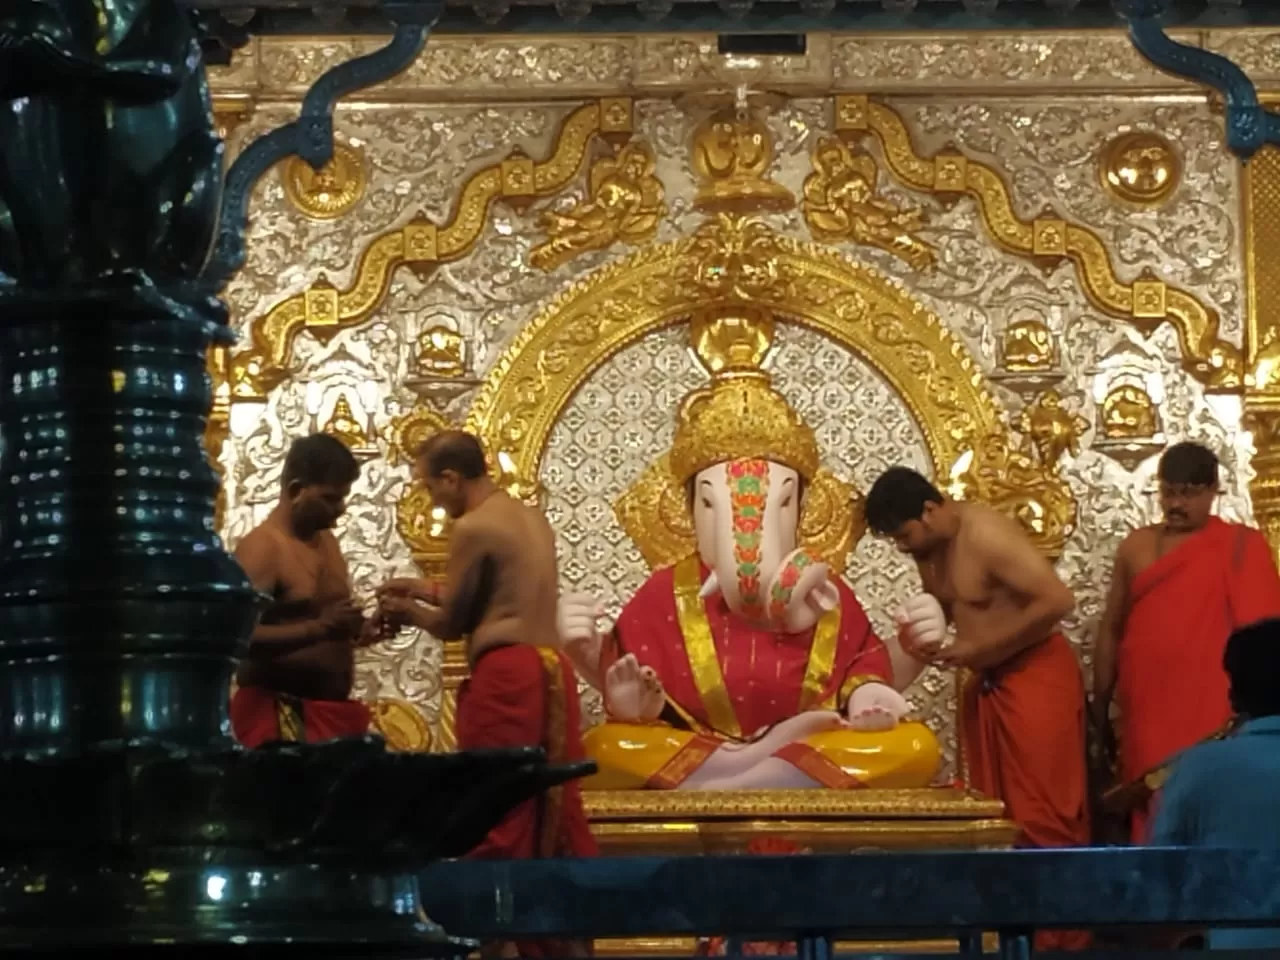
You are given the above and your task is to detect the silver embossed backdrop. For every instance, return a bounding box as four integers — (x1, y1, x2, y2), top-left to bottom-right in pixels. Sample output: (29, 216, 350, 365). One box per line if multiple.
(211, 32, 1268, 774)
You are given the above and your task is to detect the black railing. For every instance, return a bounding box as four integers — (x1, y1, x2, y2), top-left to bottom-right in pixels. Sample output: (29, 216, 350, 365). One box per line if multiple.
(419, 848, 1280, 957)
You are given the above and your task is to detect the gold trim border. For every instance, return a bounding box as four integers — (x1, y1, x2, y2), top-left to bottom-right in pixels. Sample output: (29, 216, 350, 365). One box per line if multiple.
(461, 215, 1003, 499)
(583, 787, 1005, 821)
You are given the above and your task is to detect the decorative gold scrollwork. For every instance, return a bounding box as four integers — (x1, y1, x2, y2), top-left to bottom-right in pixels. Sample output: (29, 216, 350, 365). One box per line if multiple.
(227, 98, 635, 400)
(451, 215, 1024, 569)
(950, 391, 1085, 560)
(834, 94, 1240, 391)
(803, 135, 934, 270)
(530, 140, 666, 272)
(388, 406, 454, 576)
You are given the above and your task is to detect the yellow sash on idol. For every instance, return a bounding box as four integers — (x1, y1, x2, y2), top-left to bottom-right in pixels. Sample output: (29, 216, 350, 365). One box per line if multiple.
(581, 556, 941, 791)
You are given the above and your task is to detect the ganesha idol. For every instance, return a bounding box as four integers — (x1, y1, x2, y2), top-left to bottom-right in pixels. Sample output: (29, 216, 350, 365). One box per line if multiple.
(557, 306, 941, 791)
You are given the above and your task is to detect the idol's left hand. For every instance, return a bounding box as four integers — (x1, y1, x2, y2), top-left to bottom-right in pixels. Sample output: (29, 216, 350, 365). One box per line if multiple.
(846, 682, 908, 731)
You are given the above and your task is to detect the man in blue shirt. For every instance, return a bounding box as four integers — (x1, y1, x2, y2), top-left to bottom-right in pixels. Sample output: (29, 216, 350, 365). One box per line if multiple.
(1150, 616, 1280, 949)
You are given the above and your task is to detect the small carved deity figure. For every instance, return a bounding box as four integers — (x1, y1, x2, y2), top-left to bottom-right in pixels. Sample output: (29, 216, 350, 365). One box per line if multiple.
(322, 393, 374, 455)
(1020, 390, 1086, 468)
(802, 136, 934, 270)
(950, 391, 1083, 561)
(529, 141, 666, 271)
(1101, 383, 1160, 441)
(415, 323, 467, 379)
(1001, 318, 1057, 373)
(690, 108, 795, 213)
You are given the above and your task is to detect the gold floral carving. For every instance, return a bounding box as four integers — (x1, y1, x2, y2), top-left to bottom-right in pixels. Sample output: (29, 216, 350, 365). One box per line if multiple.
(834, 94, 1240, 391)
(1244, 143, 1280, 562)
(803, 135, 934, 270)
(1098, 131, 1181, 207)
(530, 140, 666, 272)
(460, 215, 1007, 566)
(370, 698, 433, 751)
(227, 99, 635, 399)
(388, 406, 454, 576)
(950, 391, 1085, 560)
(281, 142, 368, 221)
(690, 108, 795, 213)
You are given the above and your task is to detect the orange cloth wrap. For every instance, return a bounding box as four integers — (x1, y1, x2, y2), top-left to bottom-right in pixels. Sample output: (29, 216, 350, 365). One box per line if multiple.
(230, 686, 371, 747)
(961, 632, 1091, 952)
(1117, 518, 1280, 840)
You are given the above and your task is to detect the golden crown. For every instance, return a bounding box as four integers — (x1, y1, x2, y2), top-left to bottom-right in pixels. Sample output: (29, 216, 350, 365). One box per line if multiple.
(667, 306, 821, 485)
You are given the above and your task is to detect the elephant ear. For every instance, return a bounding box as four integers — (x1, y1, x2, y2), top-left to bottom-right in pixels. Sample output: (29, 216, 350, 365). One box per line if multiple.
(798, 468, 864, 578)
(614, 455, 696, 571)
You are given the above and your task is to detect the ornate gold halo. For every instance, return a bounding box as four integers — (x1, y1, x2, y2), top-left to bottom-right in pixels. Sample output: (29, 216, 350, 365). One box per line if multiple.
(1098, 131, 1181, 207)
(461, 215, 1003, 531)
(281, 142, 368, 221)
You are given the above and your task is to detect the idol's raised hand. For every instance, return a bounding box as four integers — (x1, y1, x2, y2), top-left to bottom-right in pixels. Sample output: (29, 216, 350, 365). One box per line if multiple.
(895, 593, 948, 661)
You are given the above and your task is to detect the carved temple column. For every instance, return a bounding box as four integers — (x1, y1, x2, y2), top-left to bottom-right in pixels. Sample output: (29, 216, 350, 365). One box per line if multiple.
(1244, 137, 1280, 563)
(0, 2, 579, 952)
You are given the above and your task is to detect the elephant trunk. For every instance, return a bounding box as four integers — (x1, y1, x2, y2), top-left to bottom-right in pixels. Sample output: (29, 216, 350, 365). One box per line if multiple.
(700, 459, 793, 624)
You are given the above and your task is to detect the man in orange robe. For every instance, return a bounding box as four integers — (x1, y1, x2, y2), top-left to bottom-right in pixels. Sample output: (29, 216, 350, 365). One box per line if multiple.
(1093, 441, 1280, 841)
(377, 430, 596, 959)
(867, 466, 1090, 952)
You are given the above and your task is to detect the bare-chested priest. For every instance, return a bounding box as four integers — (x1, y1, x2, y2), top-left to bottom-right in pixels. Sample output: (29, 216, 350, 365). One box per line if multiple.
(231, 433, 380, 746)
(376, 430, 596, 959)
(866, 468, 1091, 891)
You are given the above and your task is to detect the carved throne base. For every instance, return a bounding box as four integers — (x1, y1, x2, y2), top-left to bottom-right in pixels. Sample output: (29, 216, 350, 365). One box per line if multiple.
(583, 787, 1016, 956)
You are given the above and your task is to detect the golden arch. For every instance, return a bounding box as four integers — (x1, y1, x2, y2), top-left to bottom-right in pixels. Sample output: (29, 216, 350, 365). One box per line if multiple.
(464, 215, 1003, 496)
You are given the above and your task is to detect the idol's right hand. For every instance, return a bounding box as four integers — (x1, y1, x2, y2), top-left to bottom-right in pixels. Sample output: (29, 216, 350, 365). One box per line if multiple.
(894, 593, 948, 660)
(556, 592, 604, 647)
(604, 654, 664, 722)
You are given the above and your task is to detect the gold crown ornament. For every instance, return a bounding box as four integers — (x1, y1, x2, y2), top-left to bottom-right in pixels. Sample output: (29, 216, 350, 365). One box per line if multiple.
(615, 305, 863, 574)
(668, 306, 820, 484)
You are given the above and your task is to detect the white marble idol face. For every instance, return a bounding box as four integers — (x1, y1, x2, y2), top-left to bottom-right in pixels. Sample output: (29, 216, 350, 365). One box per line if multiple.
(690, 458, 800, 623)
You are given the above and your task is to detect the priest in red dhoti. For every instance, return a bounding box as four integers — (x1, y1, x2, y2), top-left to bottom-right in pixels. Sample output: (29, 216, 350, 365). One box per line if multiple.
(231, 434, 380, 747)
(555, 305, 941, 792)
(1093, 441, 1280, 841)
(377, 430, 596, 959)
